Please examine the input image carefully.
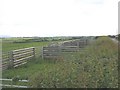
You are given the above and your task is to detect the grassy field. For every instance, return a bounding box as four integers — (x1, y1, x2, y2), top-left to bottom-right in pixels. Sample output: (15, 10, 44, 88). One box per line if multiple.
(2, 40, 49, 52)
(2, 36, 93, 52)
(2, 36, 118, 88)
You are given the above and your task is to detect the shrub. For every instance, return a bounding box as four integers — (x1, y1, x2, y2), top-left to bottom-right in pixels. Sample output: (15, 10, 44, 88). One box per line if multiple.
(28, 37, 119, 88)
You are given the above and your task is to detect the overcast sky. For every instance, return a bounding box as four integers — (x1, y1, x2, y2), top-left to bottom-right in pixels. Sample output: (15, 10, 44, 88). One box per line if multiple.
(0, 0, 119, 37)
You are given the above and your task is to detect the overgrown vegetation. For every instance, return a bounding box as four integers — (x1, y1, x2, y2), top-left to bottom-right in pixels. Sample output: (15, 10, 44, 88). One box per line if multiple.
(2, 36, 118, 88)
(28, 37, 118, 88)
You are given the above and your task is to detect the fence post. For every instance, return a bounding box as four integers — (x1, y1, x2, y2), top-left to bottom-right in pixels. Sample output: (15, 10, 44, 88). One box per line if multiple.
(9, 51, 14, 68)
(77, 41, 79, 51)
(60, 46, 62, 53)
(58, 46, 61, 56)
(41, 47, 44, 59)
(33, 47, 35, 58)
(86, 39, 88, 45)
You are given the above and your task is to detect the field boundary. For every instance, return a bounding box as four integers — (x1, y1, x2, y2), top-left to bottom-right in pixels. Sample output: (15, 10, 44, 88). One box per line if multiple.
(2, 47, 35, 70)
(0, 78, 28, 88)
(2, 39, 89, 69)
(42, 39, 88, 59)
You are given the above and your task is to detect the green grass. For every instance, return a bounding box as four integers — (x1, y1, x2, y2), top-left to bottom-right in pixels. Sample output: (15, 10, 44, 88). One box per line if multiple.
(2, 36, 118, 88)
(2, 41, 49, 52)
(2, 37, 64, 52)
(2, 58, 56, 79)
(2, 58, 58, 87)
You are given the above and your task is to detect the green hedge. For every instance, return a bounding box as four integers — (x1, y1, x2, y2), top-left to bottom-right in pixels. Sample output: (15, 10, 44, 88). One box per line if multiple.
(29, 37, 118, 88)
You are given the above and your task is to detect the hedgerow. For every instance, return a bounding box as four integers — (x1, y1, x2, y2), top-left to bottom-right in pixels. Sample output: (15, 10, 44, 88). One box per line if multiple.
(29, 37, 118, 88)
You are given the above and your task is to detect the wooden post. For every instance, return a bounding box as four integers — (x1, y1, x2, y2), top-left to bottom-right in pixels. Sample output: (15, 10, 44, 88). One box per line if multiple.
(77, 41, 80, 51)
(41, 47, 44, 59)
(60, 46, 62, 53)
(9, 51, 14, 68)
(86, 39, 88, 45)
(58, 46, 61, 56)
(33, 47, 35, 58)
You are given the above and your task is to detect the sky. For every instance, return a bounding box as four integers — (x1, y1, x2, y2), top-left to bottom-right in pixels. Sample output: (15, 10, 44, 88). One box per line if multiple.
(0, 0, 119, 37)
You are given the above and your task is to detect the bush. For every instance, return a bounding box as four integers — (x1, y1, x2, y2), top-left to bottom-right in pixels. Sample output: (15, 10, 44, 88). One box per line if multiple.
(29, 37, 118, 88)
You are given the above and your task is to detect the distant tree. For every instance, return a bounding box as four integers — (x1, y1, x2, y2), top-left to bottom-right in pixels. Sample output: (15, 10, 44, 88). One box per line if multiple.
(95, 36, 99, 39)
(108, 35, 116, 38)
